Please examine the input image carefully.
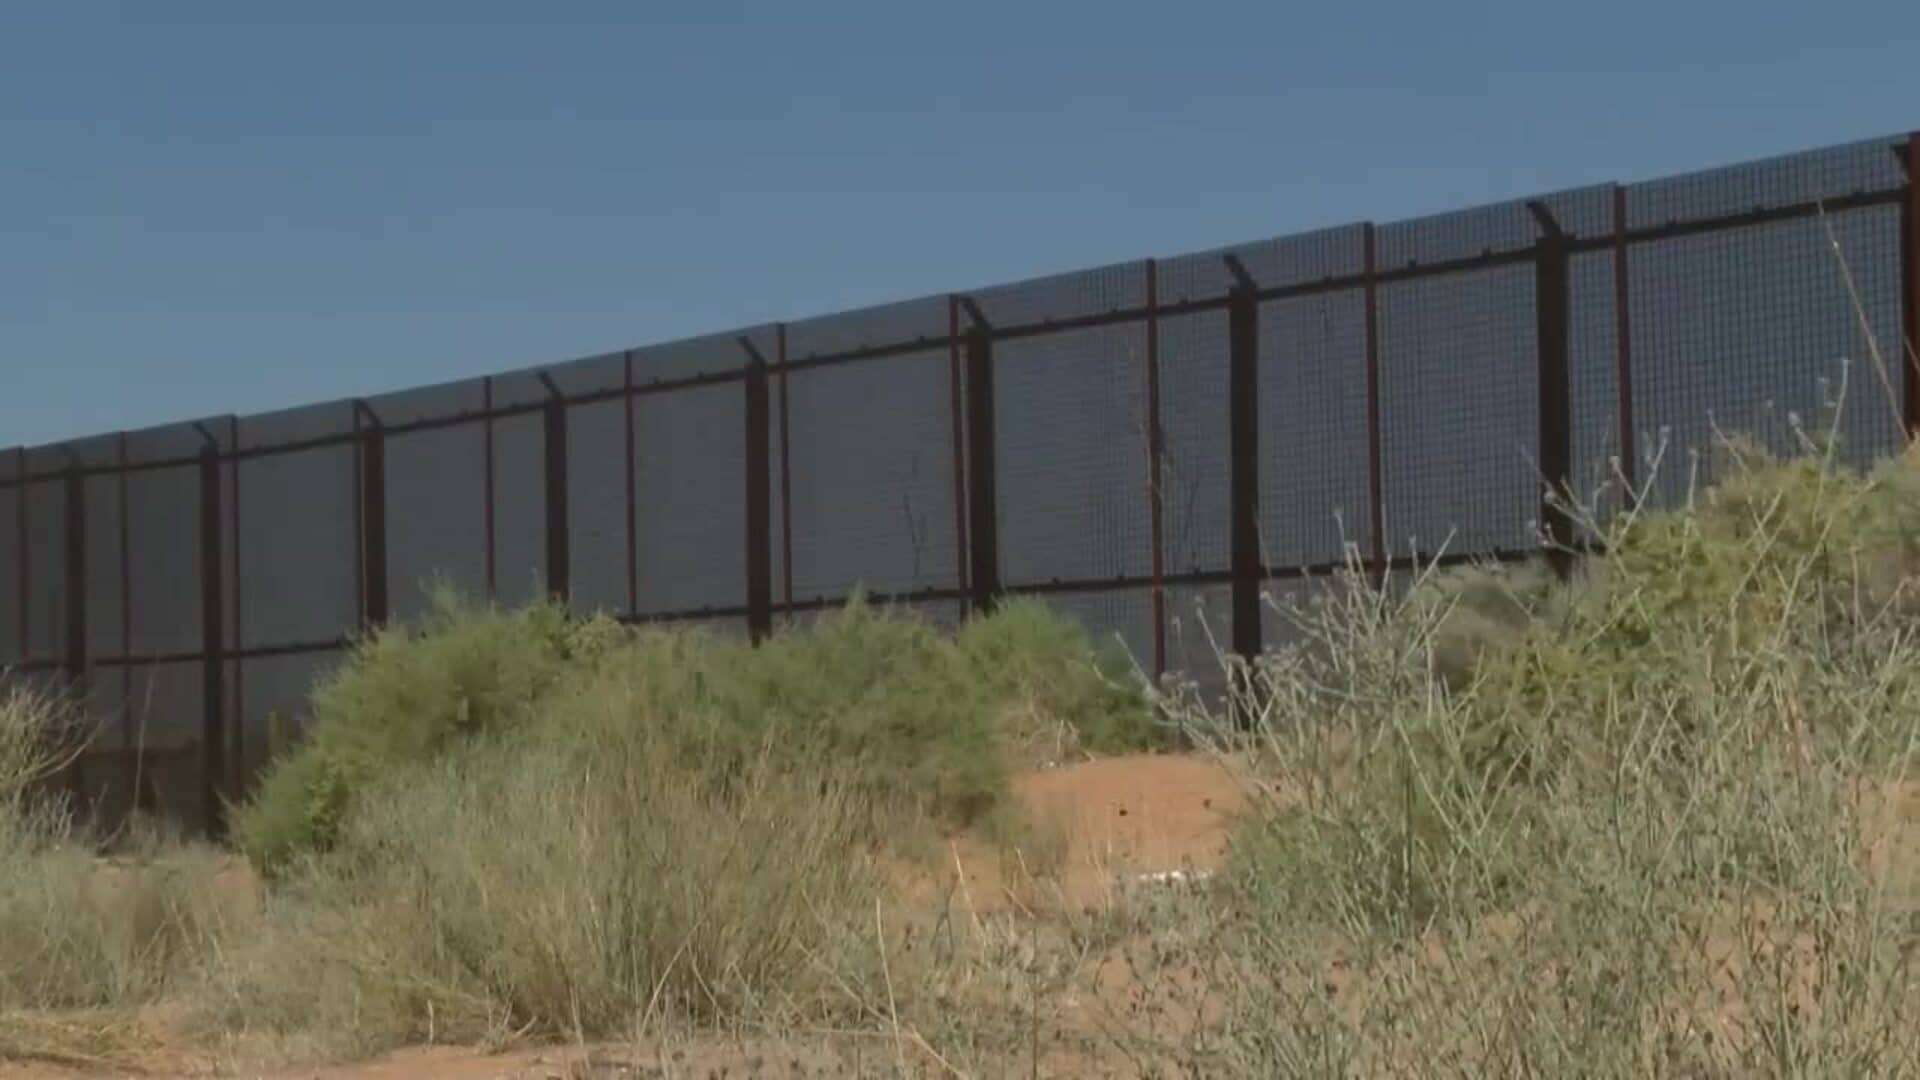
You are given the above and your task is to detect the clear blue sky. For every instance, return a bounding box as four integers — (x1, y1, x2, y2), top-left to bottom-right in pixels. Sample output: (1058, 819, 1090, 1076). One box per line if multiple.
(5, 1, 1919, 448)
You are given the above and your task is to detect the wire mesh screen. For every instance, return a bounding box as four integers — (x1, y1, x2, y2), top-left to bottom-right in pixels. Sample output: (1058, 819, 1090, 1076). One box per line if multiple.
(0, 462, 19, 666)
(1568, 250, 1624, 527)
(491, 412, 550, 608)
(81, 474, 122, 660)
(125, 465, 203, 654)
(237, 446, 357, 649)
(1378, 264, 1541, 558)
(784, 350, 960, 602)
(387, 424, 490, 622)
(1157, 311, 1232, 575)
(970, 262, 1146, 328)
(23, 479, 65, 661)
(1257, 289, 1373, 570)
(633, 382, 747, 615)
(239, 649, 340, 778)
(1031, 587, 1157, 677)
(1626, 207, 1906, 510)
(1627, 137, 1906, 231)
(565, 399, 632, 617)
(996, 324, 1152, 587)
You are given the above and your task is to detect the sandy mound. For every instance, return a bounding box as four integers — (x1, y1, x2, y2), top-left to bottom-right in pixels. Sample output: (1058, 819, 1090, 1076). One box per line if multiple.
(902, 752, 1246, 915)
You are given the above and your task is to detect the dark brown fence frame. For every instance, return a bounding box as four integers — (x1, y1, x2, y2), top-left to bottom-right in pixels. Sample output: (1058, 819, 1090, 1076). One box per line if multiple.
(4, 133, 1918, 836)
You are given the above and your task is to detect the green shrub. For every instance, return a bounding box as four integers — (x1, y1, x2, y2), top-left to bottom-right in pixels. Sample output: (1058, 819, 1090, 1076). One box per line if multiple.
(233, 586, 625, 875)
(236, 587, 1160, 875)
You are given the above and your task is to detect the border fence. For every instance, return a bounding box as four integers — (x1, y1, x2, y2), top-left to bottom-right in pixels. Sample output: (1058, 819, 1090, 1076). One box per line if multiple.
(4, 131, 1919, 834)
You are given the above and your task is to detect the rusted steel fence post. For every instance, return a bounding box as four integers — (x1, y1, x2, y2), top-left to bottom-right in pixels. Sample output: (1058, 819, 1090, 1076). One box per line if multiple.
(1528, 201, 1575, 579)
(961, 299, 998, 615)
(777, 325, 795, 616)
(62, 457, 87, 805)
(1902, 132, 1920, 439)
(1612, 185, 1638, 487)
(196, 432, 227, 837)
(1226, 257, 1261, 667)
(354, 402, 389, 625)
(1144, 259, 1167, 681)
(948, 296, 971, 613)
(1362, 224, 1386, 579)
(536, 376, 570, 605)
(742, 338, 774, 643)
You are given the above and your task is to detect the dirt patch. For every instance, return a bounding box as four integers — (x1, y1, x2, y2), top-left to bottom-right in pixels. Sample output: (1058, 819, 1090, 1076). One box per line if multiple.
(897, 752, 1245, 915)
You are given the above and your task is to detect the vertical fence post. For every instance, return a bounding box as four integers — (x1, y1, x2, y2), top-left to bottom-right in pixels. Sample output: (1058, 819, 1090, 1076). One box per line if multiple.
(961, 299, 999, 615)
(1362, 224, 1386, 578)
(948, 296, 972, 613)
(1528, 201, 1575, 578)
(623, 355, 638, 616)
(12, 449, 25, 663)
(777, 324, 795, 616)
(196, 437, 227, 836)
(536, 376, 570, 605)
(1144, 259, 1167, 681)
(1612, 185, 1637, 488)
(354, 403, 389, 625)
(1226, 257, 1261, 672)
(1901, 132, 1920, 440)
(741, 337, 774, 643)
(484, 377, 498, 602)
(227, 416, 243, 801)
(117, 433, 135, 810)
(61, 456, 87, 805)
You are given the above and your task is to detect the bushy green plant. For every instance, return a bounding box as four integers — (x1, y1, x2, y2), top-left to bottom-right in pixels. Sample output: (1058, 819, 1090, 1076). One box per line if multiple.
(237, 587, 1161, 875)
(233, 585, 626, 875)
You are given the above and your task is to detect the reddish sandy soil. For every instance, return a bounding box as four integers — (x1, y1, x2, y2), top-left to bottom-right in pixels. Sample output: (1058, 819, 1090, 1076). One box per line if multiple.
(1, 753, 1247, 1080)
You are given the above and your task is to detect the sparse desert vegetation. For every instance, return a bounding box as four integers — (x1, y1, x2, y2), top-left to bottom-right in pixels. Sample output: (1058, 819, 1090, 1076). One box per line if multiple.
(5, 434, 1920, 1077)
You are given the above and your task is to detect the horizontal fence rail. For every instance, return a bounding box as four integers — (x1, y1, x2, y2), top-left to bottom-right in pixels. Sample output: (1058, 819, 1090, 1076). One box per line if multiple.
(3, 131, 1917, 834)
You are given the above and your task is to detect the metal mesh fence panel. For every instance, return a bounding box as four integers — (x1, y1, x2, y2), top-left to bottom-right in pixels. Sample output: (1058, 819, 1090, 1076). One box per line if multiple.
(1156, 311, 1232, 575)
(1627, 137, 1906, 231)
(491, 412, 550, 608)
(0, 460, 19, 666)
(784, 350, 961, 602)
(1257, 289, 1372, 570)
(239, 649, 340, 772)
(970, 261, 1146, 327)
(122, 660, 203, 751)
(1569, 250, 1624, 527)
(125, 465, 202, 654)
(1379, 200, 1538, 266)
(631, 331, 757, 386)
(82, 474, 122, 659)
(23, 479, 65, 662)
(387, 424, 490, 622)
(785, 296, 950, 360)
(633, 382, 747, 615)
(565, 399, 631, 617)
(237, 445, 357, 649)
(996, 324, 1152, 587)
(1378, 264, 1540, 558)
(1031, 587, 1157, 678)
(1626, 207, 1905, 510)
